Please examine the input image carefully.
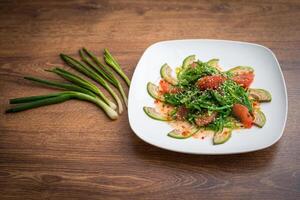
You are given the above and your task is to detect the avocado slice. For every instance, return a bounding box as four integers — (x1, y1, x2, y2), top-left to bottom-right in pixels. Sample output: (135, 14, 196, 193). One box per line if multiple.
(248, 88, 272, 102)
(213, 128, 232, 145)
(228, 66, 254, 75)
(147, 82, 164, 101)
(143, 106, 171, 121)
(167, 126, 201, 139)
(253, 109, 266, 128)
(160, 64, 178, 85)
(207, 58, 219, 68)
(182, 55, 196, 69)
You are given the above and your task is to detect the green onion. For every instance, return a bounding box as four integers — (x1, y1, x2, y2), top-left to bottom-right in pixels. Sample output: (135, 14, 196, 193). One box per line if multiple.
(60, 54, 123, 113)
(46, 67, 117, 110)
(103, 49, 131, 86)
(6, 91, 118, 120)
(10, 93, 62, 104)
(80, 49, 115, 85)
(6, 93, 71, 113)
(24, 76, 96, 97)
(80, 48, 128, 106)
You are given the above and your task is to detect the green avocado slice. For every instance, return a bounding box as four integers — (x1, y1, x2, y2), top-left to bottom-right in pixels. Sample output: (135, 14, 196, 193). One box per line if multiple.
(253, 109, 266, 128)
(207, 58, 220, 69)
(228, 66, 254, 75)
(248, 88, 272, 102)
(167, 126, 201, 139)
(160, 64, 178, 85)
(213, 128, 232, 145)
(143, 106, 171, 121)
(182, 55, 196, 69)
(147, 82, 164, 101)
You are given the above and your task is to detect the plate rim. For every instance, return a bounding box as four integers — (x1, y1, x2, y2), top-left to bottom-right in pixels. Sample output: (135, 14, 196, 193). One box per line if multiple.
(128, 39, 288, 155)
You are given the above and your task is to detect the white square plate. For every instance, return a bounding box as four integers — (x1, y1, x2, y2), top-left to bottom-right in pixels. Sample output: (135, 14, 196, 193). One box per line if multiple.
(128, 39, 288, 155)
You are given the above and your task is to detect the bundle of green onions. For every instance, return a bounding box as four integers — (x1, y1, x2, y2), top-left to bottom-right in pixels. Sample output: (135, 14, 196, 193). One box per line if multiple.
(5, 48, 130, 120)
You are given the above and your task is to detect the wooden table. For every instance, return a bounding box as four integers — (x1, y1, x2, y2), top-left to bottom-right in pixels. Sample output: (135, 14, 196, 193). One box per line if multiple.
(0, 1, 299, 199)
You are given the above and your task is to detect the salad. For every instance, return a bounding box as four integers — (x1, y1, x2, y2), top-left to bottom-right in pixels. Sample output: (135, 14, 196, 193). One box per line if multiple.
(143, 55, 272, 145)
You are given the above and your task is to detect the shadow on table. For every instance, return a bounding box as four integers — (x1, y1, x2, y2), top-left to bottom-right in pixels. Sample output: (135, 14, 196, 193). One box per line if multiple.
(128, 130, 279, 171)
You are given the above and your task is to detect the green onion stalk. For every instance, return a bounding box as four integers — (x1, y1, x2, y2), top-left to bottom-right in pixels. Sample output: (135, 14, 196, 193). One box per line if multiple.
(45, 67, 117, 110)
(103, 48, 131, 86)
(80, 48, 128, 107)
(6, 91, 118, 120)
(24, 76, 96, 97)
(60, 54, 123, 114)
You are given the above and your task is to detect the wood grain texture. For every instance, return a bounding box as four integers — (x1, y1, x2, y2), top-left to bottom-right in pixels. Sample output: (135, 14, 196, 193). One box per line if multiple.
(0, 0, 299, 199)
